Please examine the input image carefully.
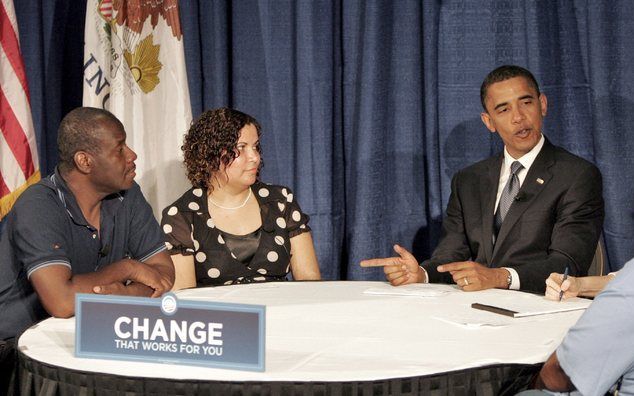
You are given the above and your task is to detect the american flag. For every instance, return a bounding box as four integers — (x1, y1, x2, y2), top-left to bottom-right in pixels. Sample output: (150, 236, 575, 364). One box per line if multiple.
(99, 0, 113, 20)
(0, 0, 39, 221)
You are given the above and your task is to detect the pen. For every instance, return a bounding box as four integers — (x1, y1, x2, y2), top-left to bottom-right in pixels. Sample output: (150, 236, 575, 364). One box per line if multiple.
(559, 266, 569, 302)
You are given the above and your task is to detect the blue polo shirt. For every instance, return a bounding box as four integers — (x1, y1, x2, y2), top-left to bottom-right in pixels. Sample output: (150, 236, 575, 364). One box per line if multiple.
(557, 258, 634, 395)
(0, 168, 166, 340)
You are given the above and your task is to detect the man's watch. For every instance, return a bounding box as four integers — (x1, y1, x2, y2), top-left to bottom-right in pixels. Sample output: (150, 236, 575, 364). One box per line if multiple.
(506, 272, 512, 289)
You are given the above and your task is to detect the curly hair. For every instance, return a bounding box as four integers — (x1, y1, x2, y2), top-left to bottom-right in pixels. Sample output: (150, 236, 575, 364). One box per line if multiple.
(57, 107, 124, 173)
(480, 65, 541, 111)
(182, 107, 262, 190)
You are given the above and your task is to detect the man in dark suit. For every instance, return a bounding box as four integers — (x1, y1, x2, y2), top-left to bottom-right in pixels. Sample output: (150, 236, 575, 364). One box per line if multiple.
(361, 65, 604, 293)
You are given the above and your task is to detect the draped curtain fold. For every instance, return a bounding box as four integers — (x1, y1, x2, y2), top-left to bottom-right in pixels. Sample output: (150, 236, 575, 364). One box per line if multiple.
(12, 0, 634, 276)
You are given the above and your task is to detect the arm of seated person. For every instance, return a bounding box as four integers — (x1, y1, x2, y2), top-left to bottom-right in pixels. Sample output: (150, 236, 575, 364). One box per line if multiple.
(141, 250, 175, 292)
(534, 351, 574, 392)
(359, 244, 426, 285)
(289, 232, 321, 280)
(30, 254, 173, 318)
(577, 274, 616, 298)
(436, 261, 510, 291)
(545, 273, 616, 300)
(94, 250, 175, 296)
(169, 253, 196, 291)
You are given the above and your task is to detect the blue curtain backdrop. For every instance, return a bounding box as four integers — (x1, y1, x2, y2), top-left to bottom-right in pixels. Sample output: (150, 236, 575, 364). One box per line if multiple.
(11, 0, 634, 277)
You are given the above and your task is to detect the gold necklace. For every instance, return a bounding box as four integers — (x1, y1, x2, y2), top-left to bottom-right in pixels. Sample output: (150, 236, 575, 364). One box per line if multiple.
(208, 188, 252, 210)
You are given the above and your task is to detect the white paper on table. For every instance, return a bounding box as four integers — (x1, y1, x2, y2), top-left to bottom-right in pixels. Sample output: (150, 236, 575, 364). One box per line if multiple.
(363, 283, 457, 297)
(431, 311, 516, 328)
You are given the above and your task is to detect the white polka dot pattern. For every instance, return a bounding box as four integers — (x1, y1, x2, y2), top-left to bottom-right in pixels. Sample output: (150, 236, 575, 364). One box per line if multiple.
(292, 210, 301, 221)
(168, 183, 305, 286)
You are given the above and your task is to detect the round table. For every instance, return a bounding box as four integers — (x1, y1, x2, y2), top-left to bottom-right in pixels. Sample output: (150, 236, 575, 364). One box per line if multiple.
(17, 281, 583, 395)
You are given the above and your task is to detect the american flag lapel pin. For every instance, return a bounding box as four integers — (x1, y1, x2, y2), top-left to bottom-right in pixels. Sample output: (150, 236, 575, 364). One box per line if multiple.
(536, 178, 544, 184)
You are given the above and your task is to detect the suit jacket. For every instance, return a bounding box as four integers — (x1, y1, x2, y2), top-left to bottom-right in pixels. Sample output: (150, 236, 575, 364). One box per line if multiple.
(422, 138, 604, 293)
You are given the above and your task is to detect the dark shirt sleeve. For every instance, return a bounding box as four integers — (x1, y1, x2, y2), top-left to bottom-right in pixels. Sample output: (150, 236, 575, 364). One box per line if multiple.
(125, 184, 166, 261)
(160, 200, 195, 256)
(421, 172, 472, 283)
(11, 187, 72, 278)
(281, 186, 311, 238)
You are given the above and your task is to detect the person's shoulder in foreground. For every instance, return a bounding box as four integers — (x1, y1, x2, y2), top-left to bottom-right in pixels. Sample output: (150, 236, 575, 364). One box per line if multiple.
(360, 64, 603, 294)
(0, 107, 174, 342)
(533, 258, 634, 395)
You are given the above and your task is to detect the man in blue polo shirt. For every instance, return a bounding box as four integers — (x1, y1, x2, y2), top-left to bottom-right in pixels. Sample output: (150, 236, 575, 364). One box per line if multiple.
(0, 107, 174, 393)
(531, 257, 634, 395)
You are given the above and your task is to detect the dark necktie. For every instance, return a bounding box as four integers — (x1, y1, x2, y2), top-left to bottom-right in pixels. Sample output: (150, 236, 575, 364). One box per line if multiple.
(495, 160, 524, 234)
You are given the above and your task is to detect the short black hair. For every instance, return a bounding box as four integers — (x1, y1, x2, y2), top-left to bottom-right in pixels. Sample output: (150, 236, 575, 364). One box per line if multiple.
(57, 107, 123, 172)
(480, 65, 541, 111)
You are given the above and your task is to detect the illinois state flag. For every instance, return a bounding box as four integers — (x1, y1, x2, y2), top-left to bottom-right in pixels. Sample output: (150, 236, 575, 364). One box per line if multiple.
(83, 0, 192, 216)
(0, 0, 40, 221)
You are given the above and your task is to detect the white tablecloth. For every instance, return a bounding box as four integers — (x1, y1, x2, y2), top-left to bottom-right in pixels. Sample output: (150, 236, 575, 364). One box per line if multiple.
(18, 281, 583, 382)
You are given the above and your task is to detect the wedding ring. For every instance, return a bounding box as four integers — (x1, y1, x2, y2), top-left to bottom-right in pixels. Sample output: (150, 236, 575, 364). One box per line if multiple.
(464, 278, 469, 286)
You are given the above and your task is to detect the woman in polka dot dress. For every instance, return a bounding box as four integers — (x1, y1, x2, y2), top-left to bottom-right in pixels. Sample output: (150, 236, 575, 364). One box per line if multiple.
(160, 108, 321, 289)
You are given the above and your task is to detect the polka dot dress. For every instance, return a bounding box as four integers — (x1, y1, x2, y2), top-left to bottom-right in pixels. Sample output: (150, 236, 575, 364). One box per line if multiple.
(160, 182, 311, 287)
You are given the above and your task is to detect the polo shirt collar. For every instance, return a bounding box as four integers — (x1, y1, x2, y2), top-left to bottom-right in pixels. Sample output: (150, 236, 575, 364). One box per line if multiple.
(49, 167, 125, 230)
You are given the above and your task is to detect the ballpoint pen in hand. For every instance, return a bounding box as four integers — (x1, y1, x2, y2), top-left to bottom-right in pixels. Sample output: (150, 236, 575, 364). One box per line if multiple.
(559, 266, 569, 302)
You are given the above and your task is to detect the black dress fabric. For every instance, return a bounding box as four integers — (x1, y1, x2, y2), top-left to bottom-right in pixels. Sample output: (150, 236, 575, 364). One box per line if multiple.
(161, 182, 311, 286)
(222, 228, 261, 265)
